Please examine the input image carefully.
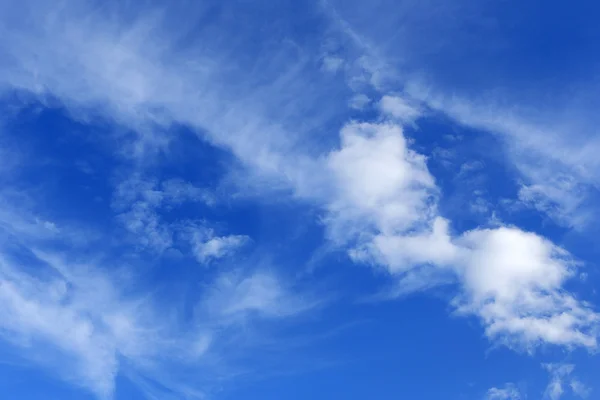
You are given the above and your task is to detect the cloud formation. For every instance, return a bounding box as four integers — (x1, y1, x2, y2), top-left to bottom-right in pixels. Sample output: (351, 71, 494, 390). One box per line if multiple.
(487, 383, 521, 400)
(0, 180, 314, 399)
(1, 0, 597, 354)
(317, 120, 598, 350)
(543, 364, 591, 400)
(0, 1, 599, 399)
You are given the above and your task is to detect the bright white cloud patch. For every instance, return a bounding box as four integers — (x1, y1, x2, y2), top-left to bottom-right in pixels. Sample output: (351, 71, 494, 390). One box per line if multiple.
(369, 217, 457, 272)
(325, 121, 436, 242)
(321, 120, 598, 350)
(455, 228, 598, 349)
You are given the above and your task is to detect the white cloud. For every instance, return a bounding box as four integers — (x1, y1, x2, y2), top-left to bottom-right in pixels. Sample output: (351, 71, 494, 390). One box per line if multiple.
(0, 0, 344, 183)
(543, 364, 574, 400)
(202, 271, 314, 320)
(0, 245, 313, 399)
(0, 7, 332, 395)
(112, 175, 215, 252)
(354, 209, 598, 349)
(190, 230, 248, 264)
(0, 252, 147, 399)
(518, 176, 589, 228)
(311, 6, 600, 351)
(570, 380, 592, 398)
(320, 1, 600, 229)
(367, 217, 457, 272)
(406, 85, 598, 229)
(0, 0, 598, 383)
(543, 364, 591, 400)
(455, 228, 598, 349)
(321, 122, 598, 350)
(0, 187, 315, 399)
(379, 95, 422, 123)
(487, 383, 521, 400)
(117, 200, 173, 252)
(325, 121, 436, 242)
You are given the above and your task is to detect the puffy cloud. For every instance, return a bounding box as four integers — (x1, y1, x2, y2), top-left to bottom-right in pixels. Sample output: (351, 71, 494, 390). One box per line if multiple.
(364, 218, 598, 350)
(456, 228, 597, 349)
(368, 217, 457, 272)
(300, 113, 600, 351)
(320, 0, 600, 229)
(325, 121, 436, 242)
(322, 122, 598, 350)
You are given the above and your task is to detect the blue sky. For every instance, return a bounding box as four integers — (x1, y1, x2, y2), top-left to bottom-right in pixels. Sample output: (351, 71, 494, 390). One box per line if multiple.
(0, 1, 599, 399)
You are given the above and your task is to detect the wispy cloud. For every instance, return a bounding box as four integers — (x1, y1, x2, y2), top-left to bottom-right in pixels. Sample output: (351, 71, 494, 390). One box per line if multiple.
(0, 186, 318, 399)
(571, 379, 592, 399)
(112, 174, 215, 253)
(201, 270, 317, 321)
(543, 364, 591, 400)
(544, 364, 574, 400)
(486, 383, 521, 400)
(190, 231, 249, 265)
(379, 95, 422, 123)
(408, 88, 600, 229)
